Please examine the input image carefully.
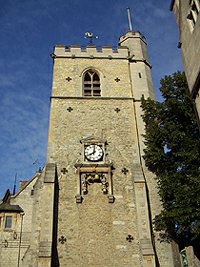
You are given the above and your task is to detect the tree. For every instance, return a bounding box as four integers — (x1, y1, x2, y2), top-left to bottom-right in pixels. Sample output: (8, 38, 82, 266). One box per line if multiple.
(141, 71, 200, 250)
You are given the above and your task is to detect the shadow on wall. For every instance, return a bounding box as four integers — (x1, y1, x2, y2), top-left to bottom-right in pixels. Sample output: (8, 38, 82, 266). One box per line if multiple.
(51, 167, 59, 267)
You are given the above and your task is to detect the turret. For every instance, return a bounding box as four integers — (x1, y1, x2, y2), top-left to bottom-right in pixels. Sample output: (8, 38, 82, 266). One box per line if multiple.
(119, 30, 155, 100)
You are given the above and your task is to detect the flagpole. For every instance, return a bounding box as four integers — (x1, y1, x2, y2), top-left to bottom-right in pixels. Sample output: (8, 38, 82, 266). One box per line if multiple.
(127, 7, 133, 32)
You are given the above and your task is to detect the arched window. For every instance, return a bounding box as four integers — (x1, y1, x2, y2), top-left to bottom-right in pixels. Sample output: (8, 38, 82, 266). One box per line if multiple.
(83, 70, 101, 96)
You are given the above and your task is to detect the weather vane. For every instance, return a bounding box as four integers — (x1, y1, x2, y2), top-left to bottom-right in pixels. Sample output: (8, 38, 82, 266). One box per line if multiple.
(84, 32, 98, 44)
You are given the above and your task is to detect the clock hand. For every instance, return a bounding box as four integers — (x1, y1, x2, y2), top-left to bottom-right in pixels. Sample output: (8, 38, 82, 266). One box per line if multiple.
(88, 145, 96, 156)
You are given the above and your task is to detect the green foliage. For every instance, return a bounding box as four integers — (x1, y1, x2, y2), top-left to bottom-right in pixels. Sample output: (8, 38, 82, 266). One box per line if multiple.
(141, 71, 200, 247)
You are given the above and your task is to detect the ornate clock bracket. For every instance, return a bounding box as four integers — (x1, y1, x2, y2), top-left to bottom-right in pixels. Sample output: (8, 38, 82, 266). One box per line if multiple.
(74, 163, 114, 203)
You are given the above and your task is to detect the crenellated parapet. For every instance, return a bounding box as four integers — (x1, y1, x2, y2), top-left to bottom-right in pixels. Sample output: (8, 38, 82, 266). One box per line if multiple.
(51, 44, 129, 59)
(50, 31, 151, 67)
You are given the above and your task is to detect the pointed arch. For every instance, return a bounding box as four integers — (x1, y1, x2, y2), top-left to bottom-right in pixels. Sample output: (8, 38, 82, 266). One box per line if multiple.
(83, 69, 101, 96)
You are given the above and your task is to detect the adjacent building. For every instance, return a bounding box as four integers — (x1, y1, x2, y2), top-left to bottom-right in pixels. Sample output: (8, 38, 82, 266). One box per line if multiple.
(170, 0, 200, 120)
(170, 1, 200, 266)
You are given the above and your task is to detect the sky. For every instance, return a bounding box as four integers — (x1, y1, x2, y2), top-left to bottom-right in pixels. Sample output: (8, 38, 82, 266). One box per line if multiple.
(0, 0, 183, 198)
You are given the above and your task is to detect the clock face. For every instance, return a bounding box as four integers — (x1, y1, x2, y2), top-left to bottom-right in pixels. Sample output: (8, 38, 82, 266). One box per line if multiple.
(85, 144, 103, 161)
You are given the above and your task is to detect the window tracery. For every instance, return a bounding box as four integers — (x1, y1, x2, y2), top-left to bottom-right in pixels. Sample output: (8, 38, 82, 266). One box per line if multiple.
(83, 70, 101, 96)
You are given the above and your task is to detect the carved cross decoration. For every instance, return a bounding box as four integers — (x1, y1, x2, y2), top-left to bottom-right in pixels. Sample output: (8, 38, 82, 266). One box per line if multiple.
(122, 167, 129, 175)
(61, 168, 68, 174)
(66, 76, 72, 81)
(126, 234, 134, 242)
(114, 77, 120, 82)
(114, 107, 120, 113)
(59, 236, 67, 244)
(67, 107, 73, 112)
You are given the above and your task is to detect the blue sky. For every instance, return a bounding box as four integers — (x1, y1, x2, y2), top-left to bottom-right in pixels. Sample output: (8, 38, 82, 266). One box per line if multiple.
(0, 0, 182, 198)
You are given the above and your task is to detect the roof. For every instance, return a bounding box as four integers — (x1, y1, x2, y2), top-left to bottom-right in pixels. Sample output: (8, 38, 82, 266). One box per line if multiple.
(14, 171, 42, 198)
(0, 202, 24, 213)
(170, 0, 175, 11)
(2, 189, 11, 202)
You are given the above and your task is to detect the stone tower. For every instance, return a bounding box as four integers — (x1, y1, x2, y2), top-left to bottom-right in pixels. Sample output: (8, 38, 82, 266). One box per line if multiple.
(0, 31, 176, 267)
(45, 30, 173, 267)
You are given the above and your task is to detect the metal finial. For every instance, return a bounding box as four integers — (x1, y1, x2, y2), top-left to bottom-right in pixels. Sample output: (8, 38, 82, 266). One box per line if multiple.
(84, 32, 98, 44)
(13, 173, 17, 195)
(127, 7, 133, 32)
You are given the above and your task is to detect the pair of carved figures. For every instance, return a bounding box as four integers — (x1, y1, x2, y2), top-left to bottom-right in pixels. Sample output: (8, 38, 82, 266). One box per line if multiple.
(81, 173, 109, 195)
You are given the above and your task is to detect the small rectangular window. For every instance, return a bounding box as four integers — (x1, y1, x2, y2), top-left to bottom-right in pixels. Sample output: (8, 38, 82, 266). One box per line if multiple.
(187, 11, 196, 30)
(180, 249, 188, 267)
(194, 0, 200, 10)
(187, 0, 199, 31)
(5, 216, 12, 229)
(192, 2, 199, 16)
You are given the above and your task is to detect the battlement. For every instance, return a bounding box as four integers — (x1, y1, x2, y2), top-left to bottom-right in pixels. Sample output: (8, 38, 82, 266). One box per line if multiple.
(119, 31, 147, 45)
(51, 44, 129, 59)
